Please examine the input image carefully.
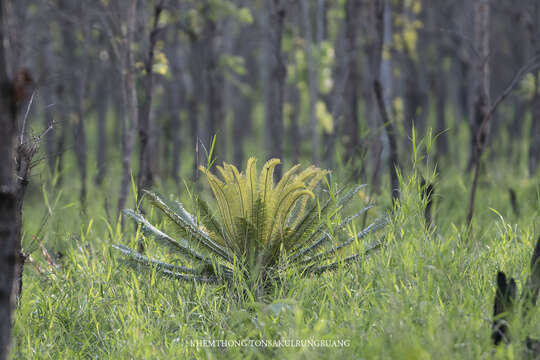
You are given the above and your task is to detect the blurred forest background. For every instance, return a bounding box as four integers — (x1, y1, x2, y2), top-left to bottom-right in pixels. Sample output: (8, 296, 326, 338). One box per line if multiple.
(4, 0, 540, 214)
(4, 0, 540, 358)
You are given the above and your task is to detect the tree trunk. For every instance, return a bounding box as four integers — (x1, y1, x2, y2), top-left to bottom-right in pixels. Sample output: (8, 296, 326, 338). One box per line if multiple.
(266, 0, 286, 179)
(188, 32, 204, 184)
(59, 0, 87, 206)
(465, 0, 491, 228)
(343, 0, 361, 174)
(0, 1, 18, 356)
(233, 94, 249, 168)
(435, 40, 448, 160)
(528, 1, 540, 176)
(138, 1, 163, 196)
(288, 82, 301, 163)
(467, 0, 490, 172)
(372, 0, 400, 203)
(168, 81, 182, 181)
(73, 66, 88, 208)
(529, 76, 540, 176)
(118, 0, 138, 215)
(301, 0, 319, 164)
(55, 84, 66, 187)
(95, 71, 109, 186)
(40, 36, 57, 175)
(203, 10, 225, 164)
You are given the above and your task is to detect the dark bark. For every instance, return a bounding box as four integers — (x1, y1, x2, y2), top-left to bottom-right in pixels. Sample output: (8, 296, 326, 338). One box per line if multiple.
(491, 271, 516, 345)
(137, 1, 164, 196)
(58, 0, 88, 206)
(420, 179, 434, 229)
(54, 85, 66, 187)
(510, 98, 524, 165)
(467, 0, 491, 172)
(0, 2, 20, 355)
(0, 24, 17, 360)
(457, 57, 470, 124)
(95, 71, 109, 186)
(466, 0, 490, 228)
(168, 80, 182, 181)
(188, 31, 203, 184)
(188, 94, 200, 184)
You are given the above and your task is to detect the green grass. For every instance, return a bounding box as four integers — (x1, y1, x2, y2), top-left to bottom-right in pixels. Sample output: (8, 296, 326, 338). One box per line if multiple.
(9, 127, 540, 359)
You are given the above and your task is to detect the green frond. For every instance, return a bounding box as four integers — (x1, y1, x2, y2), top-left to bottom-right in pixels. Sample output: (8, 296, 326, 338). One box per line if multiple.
(113, 244, 202, 275)
(337, 184, 367, 207)
(143, 191, 233, 263)
(301, 239, 384, 275)
(293, 204, 376, 260)
(273, 164, 302, 197)
(118, 157, 387, 294)
(122, 209, 209, 263)
(196, 196, 227, 246)
(258, 158, 281, 205)
(296, 219, 388, 265)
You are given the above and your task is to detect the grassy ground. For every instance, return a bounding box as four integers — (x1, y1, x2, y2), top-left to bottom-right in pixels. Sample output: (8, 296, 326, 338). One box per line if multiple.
(8, 131, 540, 359)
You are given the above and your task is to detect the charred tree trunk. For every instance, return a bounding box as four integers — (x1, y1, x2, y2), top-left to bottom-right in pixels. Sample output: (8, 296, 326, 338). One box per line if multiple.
(0, 3, 18, 355)
(0, 4, 34, 355)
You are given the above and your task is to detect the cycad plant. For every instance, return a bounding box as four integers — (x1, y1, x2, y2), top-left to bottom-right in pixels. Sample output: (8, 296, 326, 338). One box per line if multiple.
(114, 158, 387, 294)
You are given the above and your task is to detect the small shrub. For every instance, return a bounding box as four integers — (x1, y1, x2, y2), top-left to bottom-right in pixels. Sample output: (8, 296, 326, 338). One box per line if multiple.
(114, 158, 387, 295)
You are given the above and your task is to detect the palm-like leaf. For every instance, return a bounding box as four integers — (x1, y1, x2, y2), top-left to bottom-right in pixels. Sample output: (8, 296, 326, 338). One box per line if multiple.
(114, 158, 387, 294)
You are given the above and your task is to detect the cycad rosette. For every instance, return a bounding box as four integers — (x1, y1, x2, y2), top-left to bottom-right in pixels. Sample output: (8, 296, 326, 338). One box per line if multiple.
(114, 158, 387, 287)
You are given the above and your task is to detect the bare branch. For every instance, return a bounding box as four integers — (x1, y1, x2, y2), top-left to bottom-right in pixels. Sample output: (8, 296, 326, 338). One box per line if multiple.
(19, 90, 35, 145)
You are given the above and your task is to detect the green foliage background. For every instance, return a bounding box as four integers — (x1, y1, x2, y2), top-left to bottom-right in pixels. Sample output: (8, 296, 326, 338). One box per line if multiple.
(10, 120, 540, 358)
